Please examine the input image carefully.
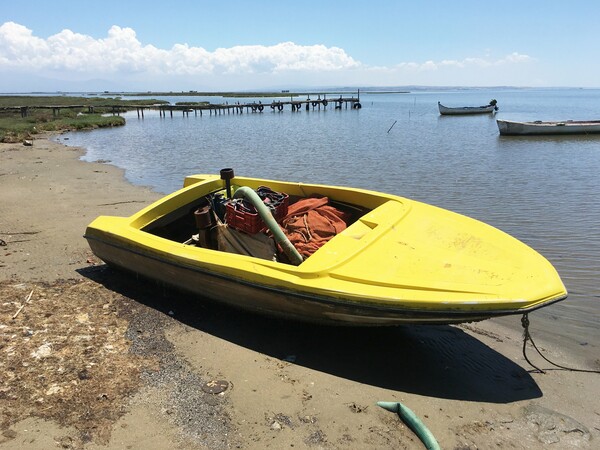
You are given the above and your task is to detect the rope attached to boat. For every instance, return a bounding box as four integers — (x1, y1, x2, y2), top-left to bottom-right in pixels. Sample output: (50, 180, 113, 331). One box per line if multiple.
(521, 313, 600, 374)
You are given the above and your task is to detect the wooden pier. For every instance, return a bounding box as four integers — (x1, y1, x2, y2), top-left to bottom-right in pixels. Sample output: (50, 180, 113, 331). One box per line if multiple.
(150, 94, 361, 118)
(2, 92, 362, 119)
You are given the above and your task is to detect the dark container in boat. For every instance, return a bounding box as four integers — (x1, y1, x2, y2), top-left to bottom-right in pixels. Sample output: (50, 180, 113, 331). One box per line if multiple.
(194, 205, 215, 230)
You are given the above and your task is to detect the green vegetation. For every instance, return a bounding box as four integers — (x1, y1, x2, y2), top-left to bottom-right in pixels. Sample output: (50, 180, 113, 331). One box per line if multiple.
(0, 96, 166, 108)
(0, 95, 167, 143)
(174, 101, 210, 106)
(0, 111, 126, 143)
(122, 90, 360, 98)
(123, 91, 303, 98)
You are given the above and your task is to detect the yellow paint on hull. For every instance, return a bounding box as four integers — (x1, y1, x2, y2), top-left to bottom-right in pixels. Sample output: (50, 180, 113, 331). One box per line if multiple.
(84, 174, 567, 324)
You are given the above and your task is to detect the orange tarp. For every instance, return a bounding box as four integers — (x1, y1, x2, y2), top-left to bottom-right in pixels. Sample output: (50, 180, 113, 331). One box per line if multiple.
(281, 197, 350, 258)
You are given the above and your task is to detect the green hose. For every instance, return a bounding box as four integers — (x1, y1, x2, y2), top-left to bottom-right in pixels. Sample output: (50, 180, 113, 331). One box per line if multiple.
(377, 401, 441, 450)
(233, 187, 303, 265)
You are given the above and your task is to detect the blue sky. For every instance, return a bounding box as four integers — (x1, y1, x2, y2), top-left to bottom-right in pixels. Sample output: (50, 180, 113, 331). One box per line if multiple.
(1, 0, 598, 92)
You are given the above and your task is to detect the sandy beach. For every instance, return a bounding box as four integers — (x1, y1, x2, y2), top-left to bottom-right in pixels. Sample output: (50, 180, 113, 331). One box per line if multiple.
(1, 136, 598, 449)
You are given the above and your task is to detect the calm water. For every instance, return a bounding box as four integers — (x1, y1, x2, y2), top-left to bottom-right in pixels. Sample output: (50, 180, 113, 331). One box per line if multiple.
(55, 88, 600, 362)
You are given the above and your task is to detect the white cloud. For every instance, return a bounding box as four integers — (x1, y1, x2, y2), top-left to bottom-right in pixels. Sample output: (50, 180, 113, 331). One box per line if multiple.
(500, 52, 532, 64)
(0, 22, 536, 90)
(391, 53, 532, 72)
(0, 22, 360, 76)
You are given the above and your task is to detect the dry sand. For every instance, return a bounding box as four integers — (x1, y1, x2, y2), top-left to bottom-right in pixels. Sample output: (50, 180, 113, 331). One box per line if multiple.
(1, 136, 599, 449)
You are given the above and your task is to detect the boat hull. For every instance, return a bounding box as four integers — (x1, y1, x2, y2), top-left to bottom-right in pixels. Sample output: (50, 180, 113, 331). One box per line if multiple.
(86, 233, 566, 325)
(497, 119, 600, 136)
(85, 174, 567, 325)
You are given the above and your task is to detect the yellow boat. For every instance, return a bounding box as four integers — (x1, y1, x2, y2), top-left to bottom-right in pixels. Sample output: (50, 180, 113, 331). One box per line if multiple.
(84, 170, 567, 325)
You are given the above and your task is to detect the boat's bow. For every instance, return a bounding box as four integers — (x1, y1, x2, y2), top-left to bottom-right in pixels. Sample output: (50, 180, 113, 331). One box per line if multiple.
(309, 198, 567, 320)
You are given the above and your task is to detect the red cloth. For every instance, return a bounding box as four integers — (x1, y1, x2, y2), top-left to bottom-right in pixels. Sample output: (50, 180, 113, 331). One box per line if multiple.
(281, 196, 350, 258)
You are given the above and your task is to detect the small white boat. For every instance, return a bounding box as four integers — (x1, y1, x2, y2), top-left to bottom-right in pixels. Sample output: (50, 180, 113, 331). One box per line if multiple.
(438, 100, 498, 115)
(497, 119, 600, 136)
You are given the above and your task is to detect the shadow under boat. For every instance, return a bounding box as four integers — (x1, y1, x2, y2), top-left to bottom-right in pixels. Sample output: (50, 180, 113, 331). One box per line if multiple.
(78, 264, 543, 404)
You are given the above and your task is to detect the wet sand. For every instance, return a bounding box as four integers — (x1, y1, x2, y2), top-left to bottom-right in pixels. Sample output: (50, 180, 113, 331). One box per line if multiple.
(1, 137, 599, 449)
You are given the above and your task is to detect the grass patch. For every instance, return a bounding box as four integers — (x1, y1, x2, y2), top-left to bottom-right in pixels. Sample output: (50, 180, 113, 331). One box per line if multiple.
(0, 95, 163, 142)
(0, 110, 125, 143)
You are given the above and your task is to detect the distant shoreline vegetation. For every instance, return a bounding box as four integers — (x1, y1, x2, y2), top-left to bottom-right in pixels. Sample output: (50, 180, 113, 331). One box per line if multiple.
(121, 90, 369, 98)
(120, 90, 407, 97)
(364, 91, 410, 94)
(0, 96, 168, 107)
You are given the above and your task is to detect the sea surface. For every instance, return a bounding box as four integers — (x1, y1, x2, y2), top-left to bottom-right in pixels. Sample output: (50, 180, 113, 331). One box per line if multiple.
(55, 88, 600, 363)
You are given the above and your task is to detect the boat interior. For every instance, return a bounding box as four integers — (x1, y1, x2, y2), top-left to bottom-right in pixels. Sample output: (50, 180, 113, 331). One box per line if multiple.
(142, 171, 372, 265)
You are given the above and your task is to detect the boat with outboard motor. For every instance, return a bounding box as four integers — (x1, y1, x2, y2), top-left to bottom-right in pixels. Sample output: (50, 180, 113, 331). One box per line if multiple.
(438, 99, 498, 115)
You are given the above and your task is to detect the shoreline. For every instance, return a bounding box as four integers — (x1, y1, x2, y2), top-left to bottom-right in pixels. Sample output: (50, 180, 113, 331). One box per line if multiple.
(1, 137, 598, 449)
